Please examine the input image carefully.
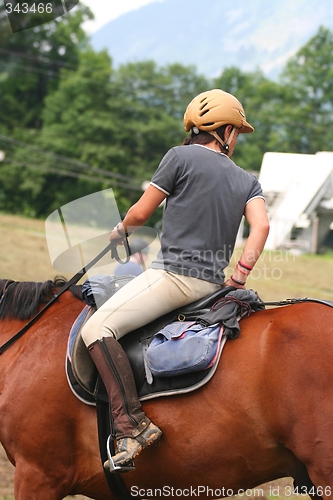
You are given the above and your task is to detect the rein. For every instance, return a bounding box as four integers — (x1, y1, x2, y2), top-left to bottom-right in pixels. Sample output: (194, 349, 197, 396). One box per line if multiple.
(263, 297, 333, 308)
(0, 240, 129, 355)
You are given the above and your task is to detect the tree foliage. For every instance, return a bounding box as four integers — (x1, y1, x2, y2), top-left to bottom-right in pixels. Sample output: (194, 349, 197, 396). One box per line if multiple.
(0, 21, 332, 218)
(279, 26, 333, 153)
(213, 67, 289, 170)
(0, 2, 93, 130)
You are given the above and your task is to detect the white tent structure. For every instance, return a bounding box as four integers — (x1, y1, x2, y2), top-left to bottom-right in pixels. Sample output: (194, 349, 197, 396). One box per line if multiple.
(258, 152, 333, 252)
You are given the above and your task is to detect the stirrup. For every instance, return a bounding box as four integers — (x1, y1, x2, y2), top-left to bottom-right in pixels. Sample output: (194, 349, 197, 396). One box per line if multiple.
(105, 435, 136, 473)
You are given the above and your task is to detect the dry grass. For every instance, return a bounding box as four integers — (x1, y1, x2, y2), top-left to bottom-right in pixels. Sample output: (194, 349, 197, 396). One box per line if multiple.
(0, 213, 58, 281)
(0, 212, 332, 500)
(228, 247, 333, 302)
(1, 212, 332, 301)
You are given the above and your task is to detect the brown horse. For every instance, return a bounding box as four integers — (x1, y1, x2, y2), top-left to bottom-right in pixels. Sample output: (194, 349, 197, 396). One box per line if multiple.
(0, 277, 333, 500)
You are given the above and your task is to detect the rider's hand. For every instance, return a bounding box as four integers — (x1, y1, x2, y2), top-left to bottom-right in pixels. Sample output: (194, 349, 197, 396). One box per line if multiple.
(110, 222, 127, 245)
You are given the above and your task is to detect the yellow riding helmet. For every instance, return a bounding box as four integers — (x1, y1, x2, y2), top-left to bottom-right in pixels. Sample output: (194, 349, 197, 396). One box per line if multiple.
(183, 89, 254, 134)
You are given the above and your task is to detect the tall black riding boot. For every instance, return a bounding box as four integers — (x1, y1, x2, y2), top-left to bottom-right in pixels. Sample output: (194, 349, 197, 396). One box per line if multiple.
(88, 337, 162, 469)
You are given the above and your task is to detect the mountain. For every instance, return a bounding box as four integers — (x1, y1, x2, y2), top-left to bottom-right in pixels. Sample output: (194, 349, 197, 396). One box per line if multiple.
(90, 0, 333, 79)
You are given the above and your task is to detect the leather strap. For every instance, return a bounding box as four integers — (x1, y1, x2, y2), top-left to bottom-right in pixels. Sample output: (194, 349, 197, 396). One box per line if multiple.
(96, 399, 135, 500)
(263, 297, 333, 308)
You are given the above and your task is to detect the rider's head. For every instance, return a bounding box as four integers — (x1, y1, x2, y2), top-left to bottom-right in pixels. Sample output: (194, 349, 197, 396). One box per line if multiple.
(183, 89, 254, 156)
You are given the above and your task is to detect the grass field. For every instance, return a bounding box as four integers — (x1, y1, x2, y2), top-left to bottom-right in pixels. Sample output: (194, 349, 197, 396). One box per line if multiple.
(1, 212, 333, 301)
(0, 212, 332, 500)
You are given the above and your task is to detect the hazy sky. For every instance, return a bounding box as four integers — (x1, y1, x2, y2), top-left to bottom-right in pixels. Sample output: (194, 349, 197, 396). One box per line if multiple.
(80, 0, 160, 32)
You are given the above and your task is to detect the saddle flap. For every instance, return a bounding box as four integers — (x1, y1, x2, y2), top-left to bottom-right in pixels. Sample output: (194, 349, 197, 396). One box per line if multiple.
(70, 306, 99, 395)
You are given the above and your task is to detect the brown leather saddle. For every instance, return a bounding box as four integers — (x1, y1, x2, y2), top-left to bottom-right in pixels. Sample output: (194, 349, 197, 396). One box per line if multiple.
(66, 286, 234, 405)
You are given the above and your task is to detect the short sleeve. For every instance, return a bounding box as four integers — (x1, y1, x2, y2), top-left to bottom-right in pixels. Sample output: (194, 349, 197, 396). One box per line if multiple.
(246, 176, 265, 204)
(150, 148, 180, 196)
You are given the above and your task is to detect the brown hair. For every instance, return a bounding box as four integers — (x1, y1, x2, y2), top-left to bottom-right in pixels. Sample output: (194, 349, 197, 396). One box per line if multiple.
(183, 125, 228, 149)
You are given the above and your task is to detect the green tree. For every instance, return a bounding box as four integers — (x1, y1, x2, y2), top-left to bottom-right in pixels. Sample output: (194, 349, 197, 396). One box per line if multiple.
(110, 61, 209, 179)
(35, 59, 209, 217)
(279, 26, 333, 153)
(214, 67, 288, 171)
(5, 23, 333, 220)
(0, 2, 93, 131)
(2, 49, 118, 217)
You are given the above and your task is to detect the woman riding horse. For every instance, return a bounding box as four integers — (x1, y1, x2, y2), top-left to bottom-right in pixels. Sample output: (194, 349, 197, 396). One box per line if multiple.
(81, 89, 270, 471)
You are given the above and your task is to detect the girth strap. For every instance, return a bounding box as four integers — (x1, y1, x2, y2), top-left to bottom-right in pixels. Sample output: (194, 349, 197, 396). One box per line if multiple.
(96, 399, 135, 500)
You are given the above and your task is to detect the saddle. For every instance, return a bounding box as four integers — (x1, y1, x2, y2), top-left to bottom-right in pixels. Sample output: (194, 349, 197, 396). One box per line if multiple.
(66, 284, 258, 405)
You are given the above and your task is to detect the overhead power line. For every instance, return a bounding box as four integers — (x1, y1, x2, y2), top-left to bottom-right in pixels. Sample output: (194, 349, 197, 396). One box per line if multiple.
(3, 158, 140, 188)
(0, 134, 144, 191)
(0, 47, 78, 70)
(0, 134, 138, 183)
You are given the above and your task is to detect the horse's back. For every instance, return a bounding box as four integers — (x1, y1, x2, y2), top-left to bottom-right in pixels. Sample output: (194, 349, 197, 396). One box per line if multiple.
(135, 302, 333, 496)
(223, 301, 333, 421)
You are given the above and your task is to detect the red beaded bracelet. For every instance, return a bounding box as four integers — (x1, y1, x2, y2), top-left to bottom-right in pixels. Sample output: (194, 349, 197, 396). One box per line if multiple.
(238, 260, 253, 271)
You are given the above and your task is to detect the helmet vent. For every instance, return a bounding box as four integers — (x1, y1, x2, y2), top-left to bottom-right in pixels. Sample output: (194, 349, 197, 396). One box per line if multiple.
(199, 109, 209, 117)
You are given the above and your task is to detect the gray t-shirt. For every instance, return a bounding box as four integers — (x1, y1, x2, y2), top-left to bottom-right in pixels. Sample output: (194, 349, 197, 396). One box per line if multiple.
(150, 144, 264, 284)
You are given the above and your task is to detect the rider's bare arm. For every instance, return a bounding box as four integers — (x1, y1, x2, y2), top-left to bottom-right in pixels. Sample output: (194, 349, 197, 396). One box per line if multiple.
(110, 184, 167, 242)
(224, 197, 270, 288)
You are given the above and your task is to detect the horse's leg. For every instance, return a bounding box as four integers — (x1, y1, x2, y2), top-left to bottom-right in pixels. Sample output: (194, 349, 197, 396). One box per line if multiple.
(293, 463, 323, 500)
(13, 457, 108, 500)
(14, 464, 64, 500)
(9, 416, 109, 500)
(295, 438, 333, 500)
(287, 380, 333, 499)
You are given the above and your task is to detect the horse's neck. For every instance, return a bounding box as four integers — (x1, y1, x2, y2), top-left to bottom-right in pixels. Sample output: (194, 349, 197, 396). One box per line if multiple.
(0, 294, 84, 356)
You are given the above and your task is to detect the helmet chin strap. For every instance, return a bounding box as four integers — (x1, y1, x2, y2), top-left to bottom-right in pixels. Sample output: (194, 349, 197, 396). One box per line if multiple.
(209, 127, 236, 154)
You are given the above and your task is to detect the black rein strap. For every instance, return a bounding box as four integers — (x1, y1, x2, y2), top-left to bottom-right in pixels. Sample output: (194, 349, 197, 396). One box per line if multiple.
(263, 297, 333, 308)
(0, 240, 128, 355)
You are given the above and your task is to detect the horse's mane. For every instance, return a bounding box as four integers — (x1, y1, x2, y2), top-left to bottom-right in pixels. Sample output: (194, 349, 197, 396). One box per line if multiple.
(0, 277, 83, 321)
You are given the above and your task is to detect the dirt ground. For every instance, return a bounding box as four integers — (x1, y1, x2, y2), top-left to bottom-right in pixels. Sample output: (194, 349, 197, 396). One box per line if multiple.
(0, 445, 14, 497)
